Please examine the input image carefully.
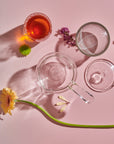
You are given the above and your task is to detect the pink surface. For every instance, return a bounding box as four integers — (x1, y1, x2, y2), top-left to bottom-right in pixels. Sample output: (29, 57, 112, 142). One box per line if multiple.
(0, 0, 114, 144)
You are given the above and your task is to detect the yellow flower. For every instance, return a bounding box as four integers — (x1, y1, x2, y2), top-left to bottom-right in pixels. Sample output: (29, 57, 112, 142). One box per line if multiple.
(0, 88, 18, 115)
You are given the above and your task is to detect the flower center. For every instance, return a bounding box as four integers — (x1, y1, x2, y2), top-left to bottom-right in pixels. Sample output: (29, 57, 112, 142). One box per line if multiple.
(7, 96, 10, 106)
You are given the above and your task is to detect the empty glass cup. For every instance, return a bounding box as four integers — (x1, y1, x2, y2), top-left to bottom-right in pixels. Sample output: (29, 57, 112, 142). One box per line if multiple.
(76, 22, 110, 56)
(84, 59, 114, 92)
(36, 52, 94, 103)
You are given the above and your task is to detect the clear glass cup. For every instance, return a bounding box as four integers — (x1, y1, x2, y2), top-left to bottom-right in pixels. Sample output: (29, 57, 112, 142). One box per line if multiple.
(23, 12, 52, 42)
(36, 52, 94, 103)
(84, 59, 114, 92)
(76, 22, 110, 56)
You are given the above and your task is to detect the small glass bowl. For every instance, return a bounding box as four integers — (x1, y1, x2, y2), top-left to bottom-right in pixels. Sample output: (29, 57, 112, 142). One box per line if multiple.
(84, 59, 114, 92)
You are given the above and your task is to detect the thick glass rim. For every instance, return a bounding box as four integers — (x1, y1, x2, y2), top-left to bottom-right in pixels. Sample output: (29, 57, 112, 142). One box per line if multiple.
(23, 12, 52, 42)
(75, 22, 110, 56)
(84, 58, 114, 92)
(36, 52, 77, 93)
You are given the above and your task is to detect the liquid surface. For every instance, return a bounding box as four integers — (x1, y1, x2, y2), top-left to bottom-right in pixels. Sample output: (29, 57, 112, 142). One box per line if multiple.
(26, 15, 51, 40)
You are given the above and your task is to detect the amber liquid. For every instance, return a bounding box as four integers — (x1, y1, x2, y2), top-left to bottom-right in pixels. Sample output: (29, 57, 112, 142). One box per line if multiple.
(26, 15, 51, 40)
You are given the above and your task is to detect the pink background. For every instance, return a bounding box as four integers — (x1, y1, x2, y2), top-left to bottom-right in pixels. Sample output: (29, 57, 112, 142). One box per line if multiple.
(0, 0, 114, 144)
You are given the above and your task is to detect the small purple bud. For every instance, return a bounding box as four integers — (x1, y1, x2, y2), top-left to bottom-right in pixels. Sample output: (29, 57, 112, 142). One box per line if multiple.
(71, 40, 76, 46)
(63, 35, 70, 41)
(60, 27, 70, 34)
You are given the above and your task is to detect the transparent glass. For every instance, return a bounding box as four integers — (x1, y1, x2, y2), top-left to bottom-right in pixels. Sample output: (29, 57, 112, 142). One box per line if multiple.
(84, 59, 114, 92)
(36, 52, 94, 103)
(23, 12, 52, 42)
(76, 22, 110, 56)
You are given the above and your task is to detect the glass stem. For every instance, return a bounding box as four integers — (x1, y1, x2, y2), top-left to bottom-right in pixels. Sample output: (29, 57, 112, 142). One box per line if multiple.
(68, 82, 94, 103)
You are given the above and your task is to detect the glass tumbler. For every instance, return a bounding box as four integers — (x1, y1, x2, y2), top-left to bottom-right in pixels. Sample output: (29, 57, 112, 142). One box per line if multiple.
(76, 22, 110, 56)
(23, 12, 52, 42)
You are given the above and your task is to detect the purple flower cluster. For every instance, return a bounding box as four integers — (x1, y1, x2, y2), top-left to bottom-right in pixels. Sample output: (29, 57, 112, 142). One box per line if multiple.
(56, 27, 76, 47)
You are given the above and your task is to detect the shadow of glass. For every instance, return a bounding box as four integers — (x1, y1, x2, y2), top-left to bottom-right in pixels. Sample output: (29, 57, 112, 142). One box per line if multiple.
(0, 25, 38, 61)
(7, 65, 65, 119)
(55, 33, 90, 67)
(42, 94, 65, 119)
(7, 66, 37, 96)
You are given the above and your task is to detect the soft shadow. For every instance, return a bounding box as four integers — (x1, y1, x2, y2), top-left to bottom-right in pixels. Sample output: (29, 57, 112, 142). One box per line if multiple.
(7, 65, 37, 96)
(15, 100, 113, 129)
(55, 33, 90, 67)
(7, 66, 65, 119)
(42, 94, 65, 119)
(0, 25, 38, 61)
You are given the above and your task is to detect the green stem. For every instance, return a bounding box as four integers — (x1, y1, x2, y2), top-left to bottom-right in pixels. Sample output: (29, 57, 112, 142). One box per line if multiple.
(16, 99, 114, 128)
